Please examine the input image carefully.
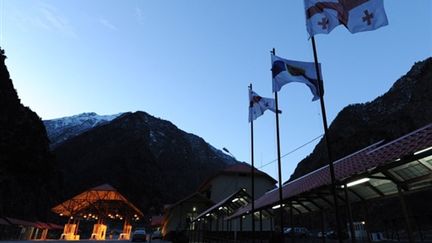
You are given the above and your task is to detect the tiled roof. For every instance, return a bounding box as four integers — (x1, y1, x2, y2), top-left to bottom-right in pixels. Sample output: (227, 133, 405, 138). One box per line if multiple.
(231, 123, 432, 218)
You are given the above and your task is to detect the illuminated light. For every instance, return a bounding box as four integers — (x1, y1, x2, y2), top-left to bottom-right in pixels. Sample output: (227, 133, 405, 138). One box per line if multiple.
(83, 215, 87, 218)
(59, 213, 63, 216)
(134, 214, 137, 217)
(116, 214, 119, 217)
(414, 146, 432, 155)
(347, 178, 370, 188)
(70, 216, 74, 219)
(242, 215, 246, 219)
(218, 207, 224, 210)
(136, 217, 139, 220)
(206, 213, 210, 217)
(193, 207, 197, 212)
(89, 213, 92, 216)
(231, 198, 239, 203)
(361, 221, 366, 225)
(272, 204, 285, 210)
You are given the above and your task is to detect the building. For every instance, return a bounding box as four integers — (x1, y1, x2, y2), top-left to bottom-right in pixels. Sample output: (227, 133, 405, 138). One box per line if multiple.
(162, 162, 277, 236)
(197, 163, 277, 203)
(162, 192, 212, 236)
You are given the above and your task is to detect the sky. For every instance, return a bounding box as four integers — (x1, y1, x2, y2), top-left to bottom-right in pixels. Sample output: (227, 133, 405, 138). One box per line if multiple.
(1, 0, 431, 183)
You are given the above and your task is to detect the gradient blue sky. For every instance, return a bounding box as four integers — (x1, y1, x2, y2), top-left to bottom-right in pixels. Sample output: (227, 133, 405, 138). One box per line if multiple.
(1, 0, 431, 182)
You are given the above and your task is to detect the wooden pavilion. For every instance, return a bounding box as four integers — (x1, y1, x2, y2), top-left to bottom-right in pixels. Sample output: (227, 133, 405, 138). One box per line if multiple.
(51, 184, 143, 240)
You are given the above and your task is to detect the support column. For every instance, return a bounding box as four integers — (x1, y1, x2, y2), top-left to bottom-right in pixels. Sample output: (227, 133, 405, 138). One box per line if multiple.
(320, 211, 326, 243)
(344, 185, 356, 243)
(259, 211, 263, 243)
(397, 185, 414, 243)
(290, 201, 295, 243)
(363, 202, 372, 243)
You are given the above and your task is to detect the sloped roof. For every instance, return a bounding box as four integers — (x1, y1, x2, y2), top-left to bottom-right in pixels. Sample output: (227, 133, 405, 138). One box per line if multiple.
(0, 218, 10, 225)
(35, 221, 52, 229)
(230, 123, 432, 218)
(193, 189, 251, 221)
(48, 223, 64, 230)
(197, 163, 277, 192)
(51, 183, 143, 217)
(165, 191, 213, 211)
(5, 217, 38, 227)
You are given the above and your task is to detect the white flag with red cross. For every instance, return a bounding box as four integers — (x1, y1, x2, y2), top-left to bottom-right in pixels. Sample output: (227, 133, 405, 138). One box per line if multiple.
(249, 90, 280, 122)
(304, 0, 388, 37)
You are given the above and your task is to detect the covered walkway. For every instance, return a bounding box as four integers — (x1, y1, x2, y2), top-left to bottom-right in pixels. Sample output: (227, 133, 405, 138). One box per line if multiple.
(204, 123, 432, 242)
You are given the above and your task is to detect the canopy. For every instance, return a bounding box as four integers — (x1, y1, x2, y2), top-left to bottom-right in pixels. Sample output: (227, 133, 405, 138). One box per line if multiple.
(229, 123, 432, 218)
(51, 184, 143, 217)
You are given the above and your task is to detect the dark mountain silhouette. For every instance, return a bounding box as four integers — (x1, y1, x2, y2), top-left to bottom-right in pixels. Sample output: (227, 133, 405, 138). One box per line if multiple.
(290, 57, 432, 181)
(0, 48, 61, 220)
(52, 111, 238, 214)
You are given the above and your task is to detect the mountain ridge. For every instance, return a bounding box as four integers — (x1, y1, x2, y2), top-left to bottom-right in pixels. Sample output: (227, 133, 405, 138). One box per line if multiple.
(0, 47, 60, 220)
(52, 110, 239, 213)
(44, 112, 123, 148)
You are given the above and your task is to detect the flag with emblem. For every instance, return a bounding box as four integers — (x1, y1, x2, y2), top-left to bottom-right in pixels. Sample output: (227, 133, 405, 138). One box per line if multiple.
(304, 0, 388, 37)
(271, 54, 323, 101)
(249, 89, 279, 122)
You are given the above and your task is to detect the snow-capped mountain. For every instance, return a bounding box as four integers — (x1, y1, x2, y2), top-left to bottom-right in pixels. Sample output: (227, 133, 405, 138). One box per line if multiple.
(53, 111, 239, 211)
(44, 112, 123, 148)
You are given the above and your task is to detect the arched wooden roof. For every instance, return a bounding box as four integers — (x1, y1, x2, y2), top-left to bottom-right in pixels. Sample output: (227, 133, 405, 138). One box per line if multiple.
(51, 184, 143, 217)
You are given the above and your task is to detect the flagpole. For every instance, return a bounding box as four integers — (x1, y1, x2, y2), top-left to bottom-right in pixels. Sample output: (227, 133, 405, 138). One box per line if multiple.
(249, 83, 256, 243)
(310, 36, 343, 243)
(272, 48, 285, 239)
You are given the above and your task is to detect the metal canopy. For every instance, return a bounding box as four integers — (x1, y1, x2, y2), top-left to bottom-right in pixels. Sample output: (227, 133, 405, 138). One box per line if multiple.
(51, 184, 143, 217)
(230, 123, 432, 218)
(193, 189, 252, 222)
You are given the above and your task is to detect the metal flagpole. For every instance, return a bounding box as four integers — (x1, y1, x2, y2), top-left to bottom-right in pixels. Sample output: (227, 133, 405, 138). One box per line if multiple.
(271, 48, 285, 239)
(249, 83, 256, 243)
(310, 36, 343, 243)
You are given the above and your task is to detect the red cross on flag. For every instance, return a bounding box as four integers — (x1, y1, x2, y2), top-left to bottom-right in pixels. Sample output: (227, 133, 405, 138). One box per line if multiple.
(304, 0, 388, 37)
(249, 90, 280, 122)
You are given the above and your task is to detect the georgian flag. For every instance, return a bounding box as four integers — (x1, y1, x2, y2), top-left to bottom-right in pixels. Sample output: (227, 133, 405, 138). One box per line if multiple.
(304, 0, 388, 37)
(271, 54, 323, 101)
(249, 90, 280, 122)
